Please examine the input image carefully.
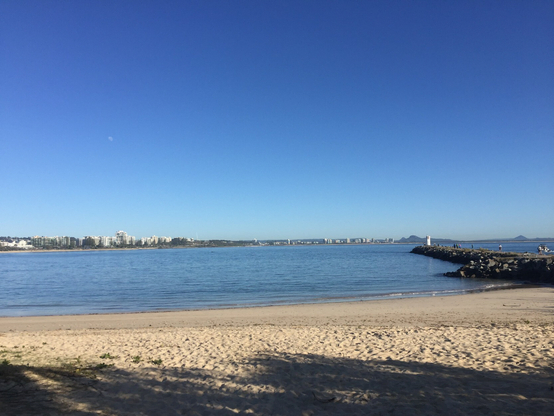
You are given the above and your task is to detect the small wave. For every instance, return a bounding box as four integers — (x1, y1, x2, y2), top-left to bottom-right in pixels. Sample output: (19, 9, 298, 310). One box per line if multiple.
(188, 282, 531, 311)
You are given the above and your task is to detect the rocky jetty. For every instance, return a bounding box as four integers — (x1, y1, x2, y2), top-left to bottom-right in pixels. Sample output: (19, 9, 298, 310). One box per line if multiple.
(411, 245, 554, 283)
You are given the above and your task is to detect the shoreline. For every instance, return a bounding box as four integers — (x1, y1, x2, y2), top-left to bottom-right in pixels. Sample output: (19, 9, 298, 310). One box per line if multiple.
(0, 246, 168, 254)
(0, 281, 536, 321)
(1, 286, 552, 332)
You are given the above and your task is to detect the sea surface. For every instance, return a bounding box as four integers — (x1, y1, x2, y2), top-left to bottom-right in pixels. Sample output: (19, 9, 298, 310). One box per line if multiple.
(0, 242, 545, 317)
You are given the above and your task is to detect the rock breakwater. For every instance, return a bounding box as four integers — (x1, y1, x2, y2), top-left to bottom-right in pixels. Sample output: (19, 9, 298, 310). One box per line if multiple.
(411, 245, 554, 283)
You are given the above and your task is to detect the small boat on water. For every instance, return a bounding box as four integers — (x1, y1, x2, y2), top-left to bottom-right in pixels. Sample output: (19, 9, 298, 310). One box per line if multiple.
(538, 244, 552, 253)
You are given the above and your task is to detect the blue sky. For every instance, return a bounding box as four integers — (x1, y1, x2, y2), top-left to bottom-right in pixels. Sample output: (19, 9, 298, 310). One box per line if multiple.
(1, 0, 553, 240)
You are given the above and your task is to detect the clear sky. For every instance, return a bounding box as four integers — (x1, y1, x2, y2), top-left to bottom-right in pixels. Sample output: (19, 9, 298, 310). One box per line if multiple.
(1, 0, 553, 241)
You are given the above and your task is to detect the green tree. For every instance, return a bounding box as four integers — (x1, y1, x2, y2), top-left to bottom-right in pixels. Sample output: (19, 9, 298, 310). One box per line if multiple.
(84, 237, 97, 248)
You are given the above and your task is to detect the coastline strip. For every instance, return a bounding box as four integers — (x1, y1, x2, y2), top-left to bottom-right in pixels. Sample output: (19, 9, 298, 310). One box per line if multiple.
(1, 287, 552, 332)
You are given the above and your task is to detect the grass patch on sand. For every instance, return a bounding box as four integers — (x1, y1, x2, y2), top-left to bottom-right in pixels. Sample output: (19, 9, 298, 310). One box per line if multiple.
(99, 353, 119, 360)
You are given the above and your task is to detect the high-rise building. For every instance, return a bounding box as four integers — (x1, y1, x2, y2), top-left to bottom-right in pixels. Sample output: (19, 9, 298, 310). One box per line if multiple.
(115, 231, 128, 245)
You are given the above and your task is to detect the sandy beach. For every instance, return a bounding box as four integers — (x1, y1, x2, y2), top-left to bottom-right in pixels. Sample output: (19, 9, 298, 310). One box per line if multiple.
(1, 288, 553, 415)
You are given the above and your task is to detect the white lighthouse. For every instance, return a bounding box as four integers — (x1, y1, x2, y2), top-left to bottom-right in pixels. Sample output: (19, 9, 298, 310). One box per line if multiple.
(426, 236, 431, 246)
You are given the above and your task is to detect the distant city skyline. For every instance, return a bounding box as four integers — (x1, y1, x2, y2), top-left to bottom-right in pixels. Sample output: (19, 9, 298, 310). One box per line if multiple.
(2, 227, 553, 242)
(1, 1, 552, 241)
(2, 230, 551, 244)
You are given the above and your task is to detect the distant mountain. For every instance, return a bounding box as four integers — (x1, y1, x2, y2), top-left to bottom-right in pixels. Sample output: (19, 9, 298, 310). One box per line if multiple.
(398, 235, 457, 244)
(399, 234, 554, 244)
(513, 235, 528, 241)
(397, 235, 426, 243)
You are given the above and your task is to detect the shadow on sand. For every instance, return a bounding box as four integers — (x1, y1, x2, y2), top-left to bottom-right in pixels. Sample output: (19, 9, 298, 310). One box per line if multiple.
(1, 352, 553, 415)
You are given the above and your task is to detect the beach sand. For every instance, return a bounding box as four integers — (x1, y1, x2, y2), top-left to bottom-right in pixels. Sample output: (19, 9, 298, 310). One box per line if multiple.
(1, 288, 553, 415)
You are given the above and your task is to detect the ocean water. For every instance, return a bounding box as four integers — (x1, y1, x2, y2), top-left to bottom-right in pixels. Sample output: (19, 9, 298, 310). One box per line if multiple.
(0, 242, 543, 317)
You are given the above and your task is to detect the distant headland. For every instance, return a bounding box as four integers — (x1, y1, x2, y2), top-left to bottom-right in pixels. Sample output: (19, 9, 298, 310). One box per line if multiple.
(398, 235, 554, 244)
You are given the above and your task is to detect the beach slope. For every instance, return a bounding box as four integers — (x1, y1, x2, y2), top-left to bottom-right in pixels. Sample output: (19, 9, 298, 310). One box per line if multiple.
(1, 288, 553, 415)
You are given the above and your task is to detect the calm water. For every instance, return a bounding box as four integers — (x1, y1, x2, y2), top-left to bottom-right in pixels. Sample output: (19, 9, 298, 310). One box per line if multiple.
(0, 242, 542, 317)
